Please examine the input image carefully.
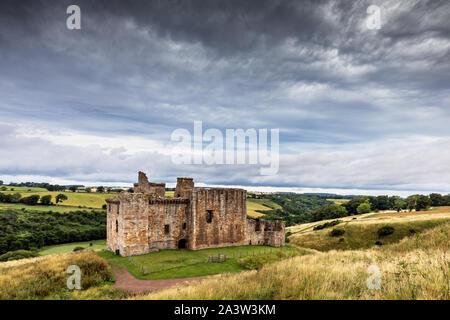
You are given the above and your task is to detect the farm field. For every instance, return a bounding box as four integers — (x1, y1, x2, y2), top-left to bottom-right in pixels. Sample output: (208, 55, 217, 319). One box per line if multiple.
(327, 198, 350, 205)
(0, 188, 279, 217)
(98, 245, 300, 280)
(246, 198, 281, 218)
(0, 186, 48, 192)
(0, 189, 116, 208)
(0, 202, 97, 213)
(38, 240, 106, 256)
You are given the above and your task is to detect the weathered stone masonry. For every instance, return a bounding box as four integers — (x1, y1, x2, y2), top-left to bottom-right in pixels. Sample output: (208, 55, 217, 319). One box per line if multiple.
(106, 172, 285, 257)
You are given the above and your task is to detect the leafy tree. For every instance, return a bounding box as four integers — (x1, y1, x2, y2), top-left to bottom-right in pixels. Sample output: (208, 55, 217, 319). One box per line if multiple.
(0, 180, 3, 185)
(393, 199, 406, 212)
(376, 195, 390, 210)
(127, 188, 134, 193)
(367, 197, 379, 212)
(96, 186, 105, 193)
(69, 186, 77, 193)
(429, 193, 444, 207)
(356, 202, 371, 214)
(311, 204, 347, 221)
(342, 198, 367, 215)
(20, 195, 40, 206)
(85, 187, 92, 193)
(40, 195, 52, 205)
(55, 193, 68, 204)
(406, 195, 418, 212)
(443, 194, 450, 206)
(10, 193, 22, 203)
(415, 195, 431, 211)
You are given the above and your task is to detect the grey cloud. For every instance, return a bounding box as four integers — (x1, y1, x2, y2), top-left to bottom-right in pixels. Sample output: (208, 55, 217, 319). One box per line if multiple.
(0, 0, 449, 191)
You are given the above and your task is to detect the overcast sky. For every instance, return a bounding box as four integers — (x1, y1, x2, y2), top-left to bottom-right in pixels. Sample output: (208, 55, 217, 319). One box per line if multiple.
(0, 0, 449, 195)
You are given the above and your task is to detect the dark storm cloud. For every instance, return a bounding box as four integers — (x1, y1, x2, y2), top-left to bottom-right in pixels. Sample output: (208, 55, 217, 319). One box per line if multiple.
(0, 0, 449, 191)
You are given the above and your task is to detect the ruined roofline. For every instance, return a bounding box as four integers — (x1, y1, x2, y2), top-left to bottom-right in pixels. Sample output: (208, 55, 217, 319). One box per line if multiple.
(191, 187, 246, 192)
(133, 182, 165, 187)
(105, 197, 120, 204)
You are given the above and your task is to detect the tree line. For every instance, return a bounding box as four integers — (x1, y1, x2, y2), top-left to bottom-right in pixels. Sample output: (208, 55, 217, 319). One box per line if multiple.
(0, 209, 106, 254)
(311, 193, 448, 221)
(0, 192, 68, 205)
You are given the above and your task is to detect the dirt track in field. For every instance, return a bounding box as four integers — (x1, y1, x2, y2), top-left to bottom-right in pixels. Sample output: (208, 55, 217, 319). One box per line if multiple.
(112, 268, 210, 295)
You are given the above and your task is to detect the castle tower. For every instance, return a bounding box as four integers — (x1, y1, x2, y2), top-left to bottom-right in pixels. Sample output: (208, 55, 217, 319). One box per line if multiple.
(133, 171, 165, 196)
(174, 177, 194, 198)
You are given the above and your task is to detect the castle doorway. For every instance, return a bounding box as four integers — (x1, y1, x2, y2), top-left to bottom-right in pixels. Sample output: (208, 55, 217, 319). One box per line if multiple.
(178, 239, 187, 249)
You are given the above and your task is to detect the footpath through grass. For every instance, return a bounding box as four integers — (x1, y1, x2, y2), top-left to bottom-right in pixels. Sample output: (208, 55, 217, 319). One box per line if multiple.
(99, 245, 298, 280)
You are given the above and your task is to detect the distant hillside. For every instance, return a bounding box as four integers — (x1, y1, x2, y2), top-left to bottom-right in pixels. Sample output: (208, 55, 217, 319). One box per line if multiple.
(248, 193, 332, 225)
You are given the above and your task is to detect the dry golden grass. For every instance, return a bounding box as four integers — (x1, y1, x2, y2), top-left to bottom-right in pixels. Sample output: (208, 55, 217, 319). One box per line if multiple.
(378, 206, 450, 218)
(287, 206, 450, 252)
(135, 222, 449, 300)
(0, 250, 114, 299)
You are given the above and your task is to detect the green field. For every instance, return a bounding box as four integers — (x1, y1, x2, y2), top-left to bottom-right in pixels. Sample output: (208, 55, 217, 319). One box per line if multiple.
(1, 188, 281, 217)
(39, 240, 106, 255)
(0, 202, 97, 213)
(0, 186, 48, 192)
(327, 198, 350, 205)
(246, 198, 281, 218)
(99, 245, 297, 280)
(0, 190, 116, 208)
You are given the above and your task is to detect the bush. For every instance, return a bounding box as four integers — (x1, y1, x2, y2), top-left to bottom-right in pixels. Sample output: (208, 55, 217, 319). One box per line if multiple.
(357, 202, 371, 214)
(0, 250, 39, 262)
(285, 231, 292, 243)
(377, 226, 395, 237)
(40, 195, 52, 205)
(73, 247, 85, 252)
(20, 195, 40, 206)
(0, 251, 113, 299)
(375, 241, 383, 246)
(329, 228, 345, 237)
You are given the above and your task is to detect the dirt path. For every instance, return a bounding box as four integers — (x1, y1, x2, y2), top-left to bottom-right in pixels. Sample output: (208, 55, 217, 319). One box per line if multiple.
(112, 268, 211, 295)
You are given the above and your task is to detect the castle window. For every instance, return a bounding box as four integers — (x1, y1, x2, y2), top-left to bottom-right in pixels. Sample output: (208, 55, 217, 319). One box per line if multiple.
(206, 210, 213, 223)
(182, 222, 187, 229)
(164, 224, 170, 234)
(116, 220, 118, 233)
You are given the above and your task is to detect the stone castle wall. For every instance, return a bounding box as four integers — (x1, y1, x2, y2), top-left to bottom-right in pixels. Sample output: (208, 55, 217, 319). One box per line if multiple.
(186, 188, 248, 250)
(246, 218, 285, 247)
(107, 172, 285, 257)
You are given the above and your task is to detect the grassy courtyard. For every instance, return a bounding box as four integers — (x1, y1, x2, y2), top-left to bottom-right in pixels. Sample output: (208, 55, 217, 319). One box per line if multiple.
(99, 245, 298, 280)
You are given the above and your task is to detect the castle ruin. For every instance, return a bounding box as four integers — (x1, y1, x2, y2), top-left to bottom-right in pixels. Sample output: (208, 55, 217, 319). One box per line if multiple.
(106, 172, 285, 256)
